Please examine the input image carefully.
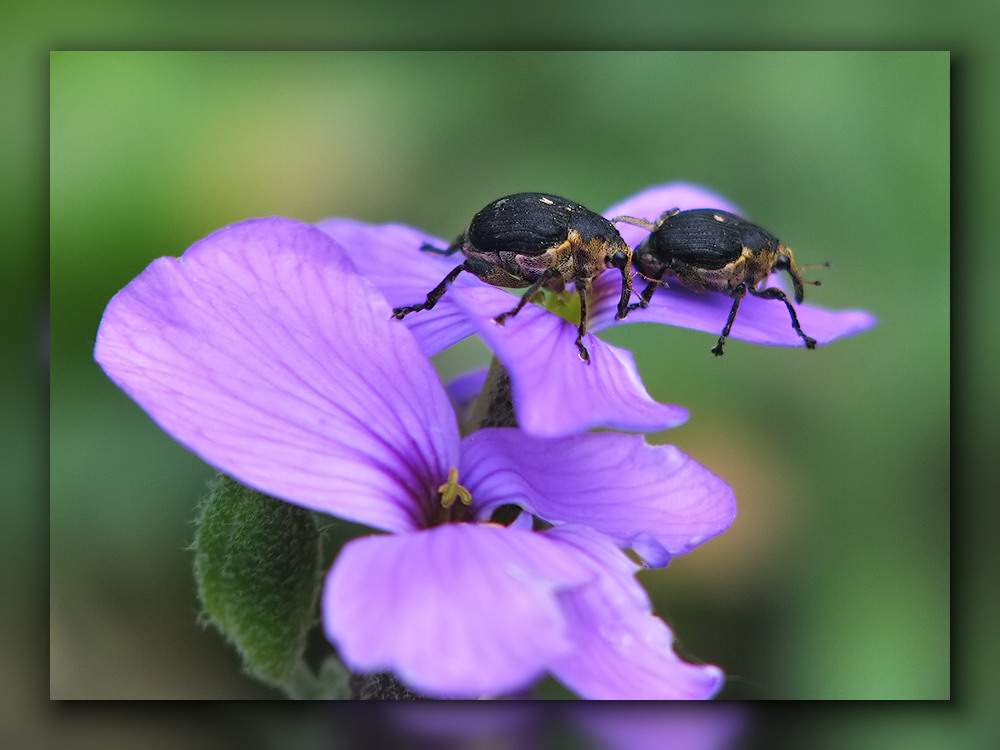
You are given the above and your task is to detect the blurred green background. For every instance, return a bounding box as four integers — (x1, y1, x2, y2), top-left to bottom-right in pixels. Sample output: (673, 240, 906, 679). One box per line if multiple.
(50, 52, 948, 701)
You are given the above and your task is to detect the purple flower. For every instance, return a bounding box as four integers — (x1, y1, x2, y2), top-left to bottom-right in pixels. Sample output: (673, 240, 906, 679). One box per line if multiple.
(94, 217, 735, 699)
(318, 183, 876, 437)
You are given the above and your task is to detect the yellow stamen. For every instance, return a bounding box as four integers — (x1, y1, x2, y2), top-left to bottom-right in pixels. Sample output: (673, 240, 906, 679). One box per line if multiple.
(438, 467, 472, 508)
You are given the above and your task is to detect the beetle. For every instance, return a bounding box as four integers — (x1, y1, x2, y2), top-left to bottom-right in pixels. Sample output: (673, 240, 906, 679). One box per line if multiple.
(392, 192, 635, 363)
(612, 208, 824, 356)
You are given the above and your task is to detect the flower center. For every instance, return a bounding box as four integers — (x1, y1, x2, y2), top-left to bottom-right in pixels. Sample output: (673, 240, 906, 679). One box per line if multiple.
(437, 467, 472, 509)
(543, 286, 584, 327)
(427, 467, 473, 526)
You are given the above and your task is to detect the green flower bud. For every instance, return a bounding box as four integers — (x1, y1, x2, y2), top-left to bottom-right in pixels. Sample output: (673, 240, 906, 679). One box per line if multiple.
(192, 474, 322, 689)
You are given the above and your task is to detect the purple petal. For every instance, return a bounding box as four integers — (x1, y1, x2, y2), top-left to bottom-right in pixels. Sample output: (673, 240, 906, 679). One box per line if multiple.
(462, 429, 736, 566)
(543, 526, 725, 700)
(570, 703, 748, 747)
(444, 367, 490, 426)
(616, 278, 877, 348)
(603, 183, 743, 251)
(316, 218, 481, 356)
(323, 523, 593, 698)
(95, 217, 458, 533)
(388, 703, 540, 738)
(449, 285, 688, 437)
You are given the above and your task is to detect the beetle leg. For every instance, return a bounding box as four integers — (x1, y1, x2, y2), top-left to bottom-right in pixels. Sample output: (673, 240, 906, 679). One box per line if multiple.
(712, 285, 747, 356)
(420, 233, 465, 256)
(748, 285, 817, 349)
(614, 263, 634, 321)
(574, 275, 592, 364)
(493, 268, 559, 326)
(626, 270, 666, 312)
(392, 263, 467, 319)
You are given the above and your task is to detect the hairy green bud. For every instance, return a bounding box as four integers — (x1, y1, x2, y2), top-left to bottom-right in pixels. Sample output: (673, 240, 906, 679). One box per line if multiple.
(192, 474, 322, 688)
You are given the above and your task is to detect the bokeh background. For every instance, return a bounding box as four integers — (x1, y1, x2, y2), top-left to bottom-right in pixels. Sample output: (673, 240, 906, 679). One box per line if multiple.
(48, 51, 948, 704)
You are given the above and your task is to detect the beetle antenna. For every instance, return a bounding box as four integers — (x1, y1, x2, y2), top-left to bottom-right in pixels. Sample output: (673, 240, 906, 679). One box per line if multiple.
(610, 215, 659, 232)
(637, 269, 669, 286)
(800, 261, 829, 287)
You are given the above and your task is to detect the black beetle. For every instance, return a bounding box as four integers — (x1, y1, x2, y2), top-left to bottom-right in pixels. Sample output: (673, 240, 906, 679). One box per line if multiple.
(612, 208, 823, 356)
(393, 193, 634, 363)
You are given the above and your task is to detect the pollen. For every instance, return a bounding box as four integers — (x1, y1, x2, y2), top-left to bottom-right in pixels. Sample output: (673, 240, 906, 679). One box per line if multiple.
(437, 467, 472, 508)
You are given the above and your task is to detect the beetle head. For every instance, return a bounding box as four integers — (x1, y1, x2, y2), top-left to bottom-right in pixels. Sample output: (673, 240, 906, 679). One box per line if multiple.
(608, 245, 631, 271)
(773, 246, 825, 304)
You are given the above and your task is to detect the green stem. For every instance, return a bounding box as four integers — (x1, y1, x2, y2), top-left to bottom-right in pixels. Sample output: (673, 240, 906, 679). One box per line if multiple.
(469, 357, 518, 428)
